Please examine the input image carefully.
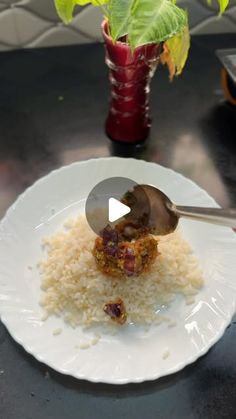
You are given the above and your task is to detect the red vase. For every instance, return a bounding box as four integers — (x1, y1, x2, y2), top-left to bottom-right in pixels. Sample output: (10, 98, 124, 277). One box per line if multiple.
(102, 20, 162, 144)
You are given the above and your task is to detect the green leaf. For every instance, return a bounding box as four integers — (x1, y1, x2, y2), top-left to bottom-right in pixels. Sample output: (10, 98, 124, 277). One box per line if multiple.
(217, 0, 229, 14)
(54, 0, 75, 23)
(128, 0, 187, 49)
(161, 23, 190, 80)
(54, 0, 108, 24)
(207, 0, 229, 14)
(108, 0, 133, 41)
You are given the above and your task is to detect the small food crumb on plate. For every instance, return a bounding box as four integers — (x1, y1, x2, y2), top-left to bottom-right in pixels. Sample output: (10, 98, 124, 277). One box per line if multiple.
(91, 334, 101, 345)
(75, 334, 101, 350)
(63, 218, 75, 229)
(104, 298, 127, 325)
(52, 328, 62, 336)
(162, 349, 170, 360)
(185, 296, 196, 305)
(41, 312, 49, 321)
(79, 342, 91, 350)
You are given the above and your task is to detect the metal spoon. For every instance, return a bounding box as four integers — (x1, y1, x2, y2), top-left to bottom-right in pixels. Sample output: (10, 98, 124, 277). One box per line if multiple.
(123, 184, 236, 236)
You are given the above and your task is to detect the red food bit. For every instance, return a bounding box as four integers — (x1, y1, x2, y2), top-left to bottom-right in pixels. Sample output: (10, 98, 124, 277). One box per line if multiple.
(123, 248, 135, 276)
(102, 225, 118, 245)
(104, 242, 119, 258)
(103, 298, 127, 325)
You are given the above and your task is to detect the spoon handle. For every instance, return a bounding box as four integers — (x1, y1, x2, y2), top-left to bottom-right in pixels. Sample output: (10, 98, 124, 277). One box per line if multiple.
(175, 206, 236, 229)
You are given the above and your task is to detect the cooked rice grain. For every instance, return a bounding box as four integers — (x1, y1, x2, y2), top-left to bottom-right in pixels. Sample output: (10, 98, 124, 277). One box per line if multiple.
(39, 215, 204, 327)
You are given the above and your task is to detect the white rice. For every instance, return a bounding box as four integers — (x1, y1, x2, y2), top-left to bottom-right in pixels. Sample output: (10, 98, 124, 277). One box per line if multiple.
(162, 349, 170, 360)
(52, 328, 62, 336)
(78, 342, 91, 350)
(75, 334, 101, 350)
(39, 215, 204, 327)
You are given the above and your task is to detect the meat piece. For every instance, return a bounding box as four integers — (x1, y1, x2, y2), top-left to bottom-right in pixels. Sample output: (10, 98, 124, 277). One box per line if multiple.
(115, 220, 149, 240)
(93, 232, 158, 277)
(104, 298, 127, 325)
(93, 219, 159, 277)
(123, 248, 135, 276)
(102, 225, 118, 245)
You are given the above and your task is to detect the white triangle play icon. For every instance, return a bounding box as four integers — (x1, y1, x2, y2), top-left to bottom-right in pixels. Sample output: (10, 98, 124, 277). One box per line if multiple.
(108, 198, 131, 223)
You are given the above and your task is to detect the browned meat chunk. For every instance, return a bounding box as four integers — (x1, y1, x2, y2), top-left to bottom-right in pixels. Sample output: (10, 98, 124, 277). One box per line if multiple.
(93, 224, 159, 277)
(103, 298, 127, 325)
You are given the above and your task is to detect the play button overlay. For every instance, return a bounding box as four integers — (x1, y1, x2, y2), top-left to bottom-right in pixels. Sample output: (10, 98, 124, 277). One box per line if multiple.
(108, 198, 131, 222)
(85, 177, 150, 236)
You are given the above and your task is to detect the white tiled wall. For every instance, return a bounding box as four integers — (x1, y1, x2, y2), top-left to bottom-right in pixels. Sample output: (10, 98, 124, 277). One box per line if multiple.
(0, 0, 235, 50)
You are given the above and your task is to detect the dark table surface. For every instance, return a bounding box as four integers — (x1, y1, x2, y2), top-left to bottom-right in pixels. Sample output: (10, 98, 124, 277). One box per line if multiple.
(0, 34, 236, 419)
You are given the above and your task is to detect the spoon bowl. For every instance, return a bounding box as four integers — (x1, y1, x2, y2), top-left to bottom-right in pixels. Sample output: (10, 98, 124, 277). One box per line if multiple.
(122, 184, 236, 235)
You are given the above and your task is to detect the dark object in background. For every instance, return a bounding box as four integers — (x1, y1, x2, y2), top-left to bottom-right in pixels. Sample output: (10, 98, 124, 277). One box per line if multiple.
(102, 20, 162, 144)
(217, 49, 236, 106)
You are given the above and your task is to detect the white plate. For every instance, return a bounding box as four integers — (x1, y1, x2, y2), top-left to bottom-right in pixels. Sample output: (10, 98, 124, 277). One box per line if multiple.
(0, 157, 236, 384)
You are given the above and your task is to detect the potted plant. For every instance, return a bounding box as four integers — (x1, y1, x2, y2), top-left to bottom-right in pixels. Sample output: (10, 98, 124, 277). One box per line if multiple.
(55, 0, 229, 144)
